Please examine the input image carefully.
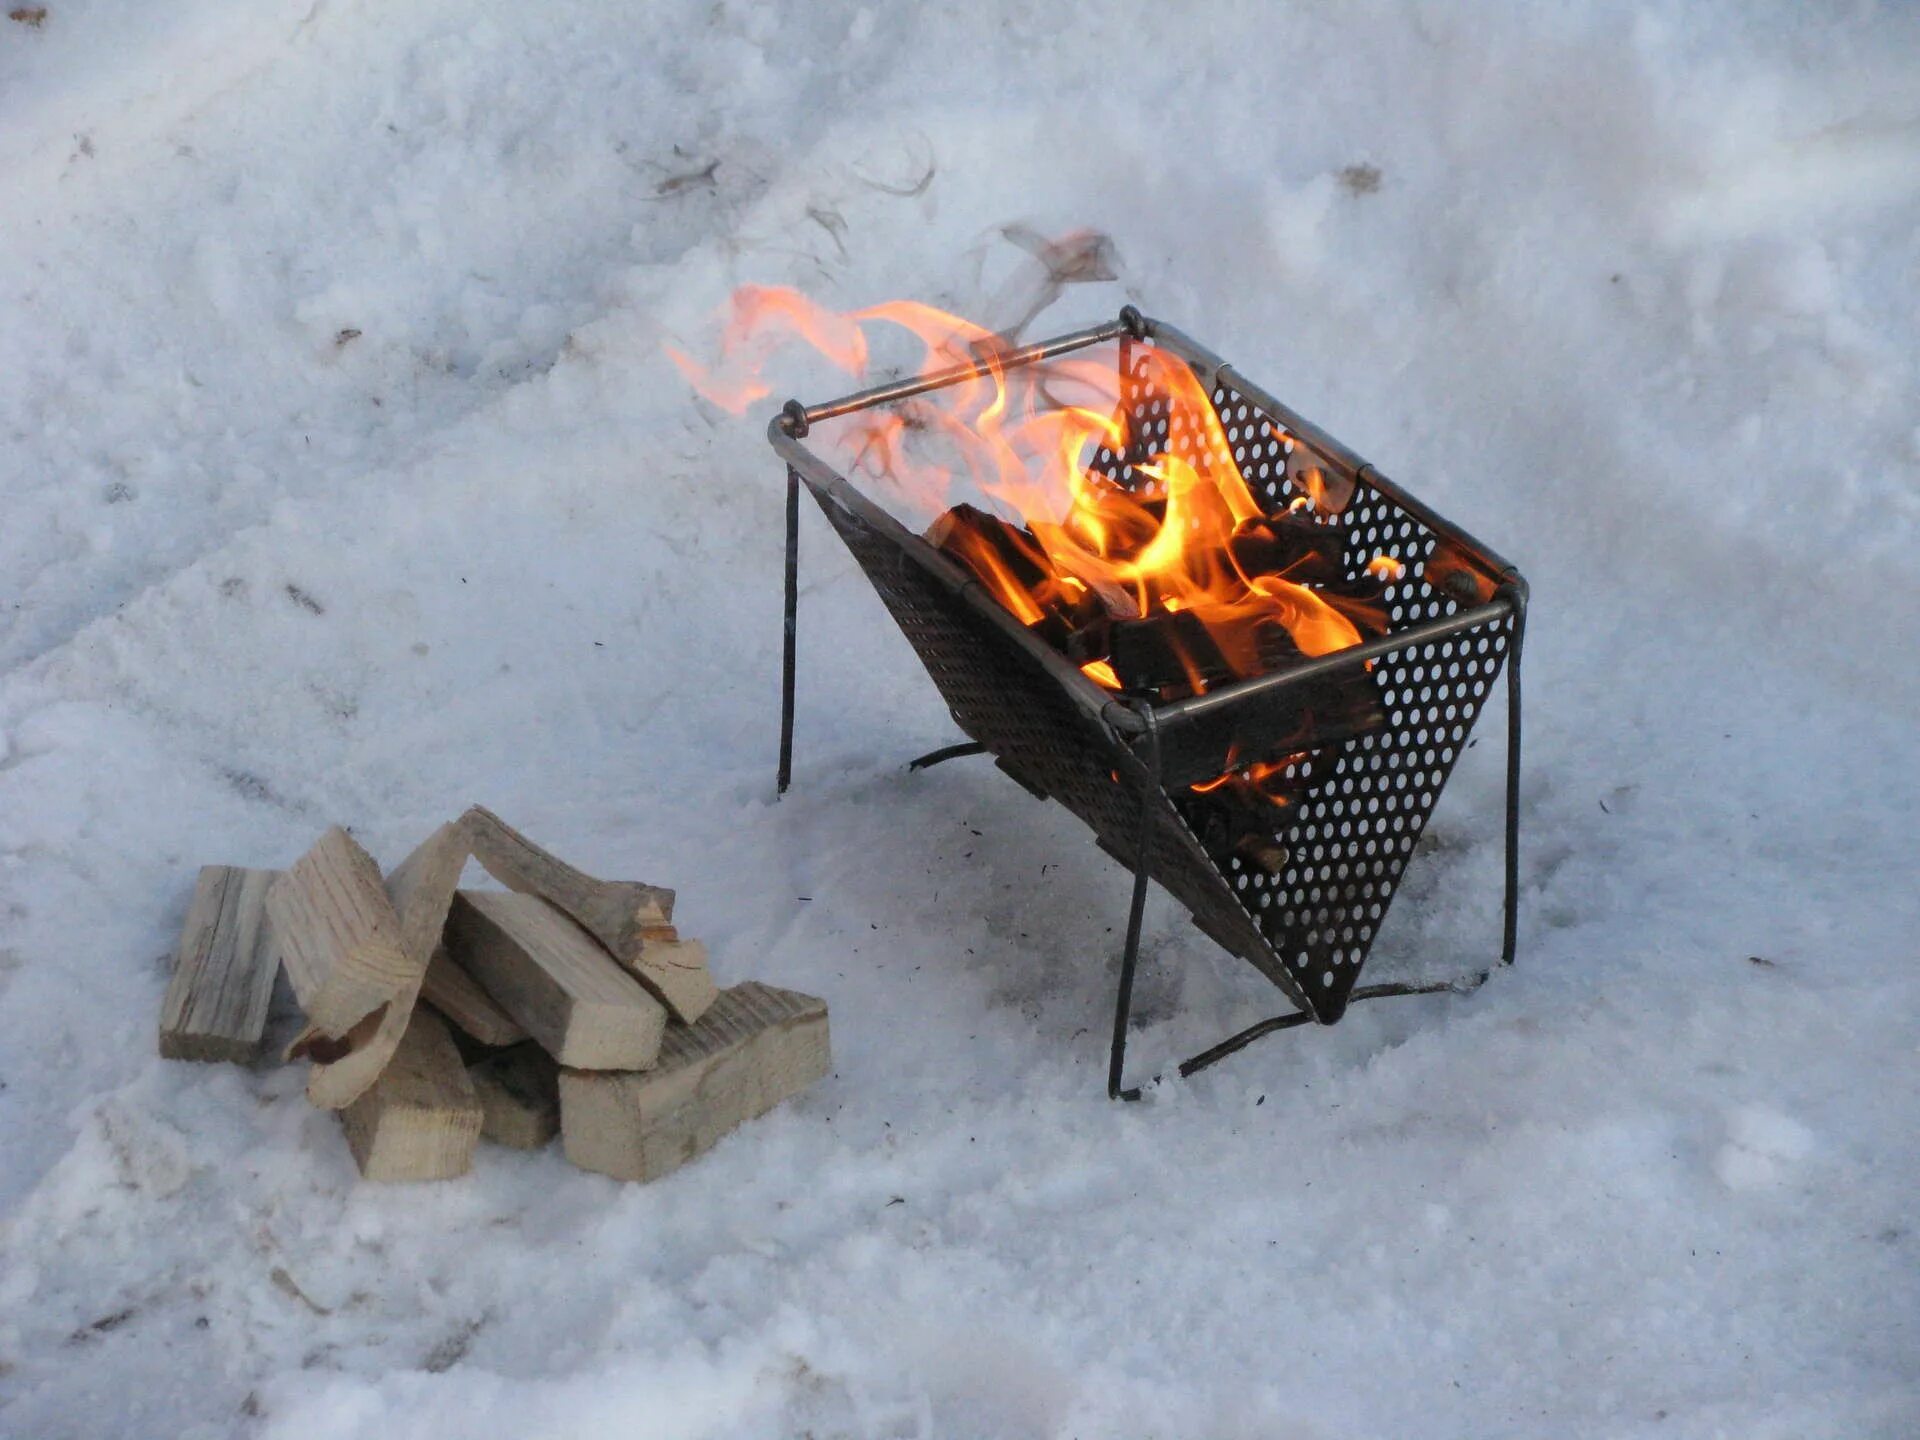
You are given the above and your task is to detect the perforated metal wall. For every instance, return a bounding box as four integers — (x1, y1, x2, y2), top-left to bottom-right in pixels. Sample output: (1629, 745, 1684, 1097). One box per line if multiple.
(1192, 374, 1511, 1019)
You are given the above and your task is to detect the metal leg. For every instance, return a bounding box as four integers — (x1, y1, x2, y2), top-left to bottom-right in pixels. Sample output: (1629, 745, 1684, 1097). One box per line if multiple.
(1107, 585, 1525, 1098)
(1161, 974, 1487, 1085)
(908, 741, 987, 772)
(778, 466, 800, 796)
(1500, 594, 1526, 967)
(1109, 712, 1161, 1100)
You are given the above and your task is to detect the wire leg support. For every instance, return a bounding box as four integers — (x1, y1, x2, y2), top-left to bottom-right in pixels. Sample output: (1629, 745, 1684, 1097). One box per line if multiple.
(778, 466, 800, 796)
(1110, 712, 1162, 1100)
(1500, 590, 1526, 967)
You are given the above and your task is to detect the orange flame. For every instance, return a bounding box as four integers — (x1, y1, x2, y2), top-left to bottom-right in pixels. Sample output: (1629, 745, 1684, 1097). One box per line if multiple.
(670, 287, 1387, 712)
(1192, 751, 1311, 805)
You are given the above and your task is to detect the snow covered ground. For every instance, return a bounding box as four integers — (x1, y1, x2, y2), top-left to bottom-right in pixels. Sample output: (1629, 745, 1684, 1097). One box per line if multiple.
(2, 1, 1917, 1435)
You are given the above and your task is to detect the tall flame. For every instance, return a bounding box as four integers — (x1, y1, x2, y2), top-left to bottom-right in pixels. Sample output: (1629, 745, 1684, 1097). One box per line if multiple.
(671, 288, 1399, 705)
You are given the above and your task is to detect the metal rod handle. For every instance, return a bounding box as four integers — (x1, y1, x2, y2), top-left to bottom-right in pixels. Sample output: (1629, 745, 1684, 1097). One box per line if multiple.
(787, 318, 1131, 432)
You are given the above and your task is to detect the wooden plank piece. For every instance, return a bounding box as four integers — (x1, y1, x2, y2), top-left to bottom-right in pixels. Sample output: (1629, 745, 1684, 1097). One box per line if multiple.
(339, 1008, 482, 1181)
(461, 806, 716, 1024)
(292, 821, 472, 1109)
(267, 827, 410, 1037)
(159, 866, 279, 1063)
(610, 936, 711, 1000)
(444, 890, 667, 1070)
(468, 1044, 559, 1149)
(559, 982, 829, 1183)
(421, 945, 528, 1047)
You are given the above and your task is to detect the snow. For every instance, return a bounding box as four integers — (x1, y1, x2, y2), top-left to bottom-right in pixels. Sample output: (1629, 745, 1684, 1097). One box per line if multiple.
(1, 1, 1917, 1436)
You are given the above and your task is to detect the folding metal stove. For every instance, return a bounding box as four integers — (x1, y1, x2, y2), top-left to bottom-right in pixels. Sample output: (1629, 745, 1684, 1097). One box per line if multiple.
(769, 308, 1527, 1096)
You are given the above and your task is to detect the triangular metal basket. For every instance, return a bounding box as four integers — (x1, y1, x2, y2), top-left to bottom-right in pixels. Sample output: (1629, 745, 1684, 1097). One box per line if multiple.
(770, 309, 1527, 1095)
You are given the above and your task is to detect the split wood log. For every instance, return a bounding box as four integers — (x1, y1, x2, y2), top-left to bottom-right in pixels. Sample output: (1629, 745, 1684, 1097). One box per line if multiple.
(1228, 513, 1348, 587)
(925, 504, 1055, 594)
(559, 982, 829, 1183)
(339, 1008, 482, 1182)
(468, 1044, 560, 1150)
(926, 504, 1120, 663)
(421, 945, 528, 1047)
(268, 827, 408, 1037)
(444, 890, 667, 1070)
(1106, 609, 1235, 694)
(285, 822, 471, 1109)
(610, 936, 709, 996)
(461, 806, 715, 1024)
(158, 866, 279, 1063)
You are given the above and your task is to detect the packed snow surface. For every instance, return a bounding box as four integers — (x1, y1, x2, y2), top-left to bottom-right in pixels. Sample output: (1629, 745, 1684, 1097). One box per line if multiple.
(2, 2, 1917, 1436)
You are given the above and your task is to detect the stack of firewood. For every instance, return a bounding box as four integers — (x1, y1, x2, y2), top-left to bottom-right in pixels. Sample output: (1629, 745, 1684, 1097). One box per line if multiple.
(157, 806, 829, 1183)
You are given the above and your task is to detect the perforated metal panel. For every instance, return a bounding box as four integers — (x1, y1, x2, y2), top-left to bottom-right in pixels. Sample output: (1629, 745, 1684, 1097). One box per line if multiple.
(1193, 375, 1511, 1019)
(795, 330, 1514, 1025)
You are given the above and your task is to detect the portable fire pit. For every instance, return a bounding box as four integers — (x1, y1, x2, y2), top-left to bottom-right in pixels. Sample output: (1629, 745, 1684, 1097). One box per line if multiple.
(768, 307, 1526, 1097)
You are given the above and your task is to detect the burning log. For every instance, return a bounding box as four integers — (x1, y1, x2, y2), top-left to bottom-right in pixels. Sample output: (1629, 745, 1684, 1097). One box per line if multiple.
(1228, 514, 1346, 587)
(1105, 610, 1318, 697)
(926, 486, 1401, 863)
(928, 496, 1398, 704)
(927, 504, 1122, 663)
(926, 503, 1053, 597)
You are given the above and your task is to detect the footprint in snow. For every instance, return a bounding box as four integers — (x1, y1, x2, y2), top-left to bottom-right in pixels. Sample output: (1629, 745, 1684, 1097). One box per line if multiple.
(1712, 1104, 1813, 1191)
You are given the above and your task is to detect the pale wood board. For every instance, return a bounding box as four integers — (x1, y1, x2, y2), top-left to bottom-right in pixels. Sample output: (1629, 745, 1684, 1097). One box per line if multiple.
(559, 982, 829, 1183)
(158, 866, 279, 1063)
(339, 1008, 482, 1181)
(421, 944, 528, 1047)
(468, 1044, 559, 1149)
(444, 890, 666, 1070)
(292, 821, 472, 1109)
(461, 805, 715, 1023)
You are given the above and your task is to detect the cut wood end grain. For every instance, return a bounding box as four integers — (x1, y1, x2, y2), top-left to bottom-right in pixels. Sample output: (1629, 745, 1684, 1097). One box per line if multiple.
(159, 866, 280, 1063)
(340, 1008, 482, 1182)
(469, 1044, 560, 1150)
(560, 982, 829, 1184)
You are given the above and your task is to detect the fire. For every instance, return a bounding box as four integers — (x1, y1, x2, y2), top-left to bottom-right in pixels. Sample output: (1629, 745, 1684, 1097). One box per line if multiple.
(1190, 751, 1309, 804)
(673, 287, 1405, 809)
